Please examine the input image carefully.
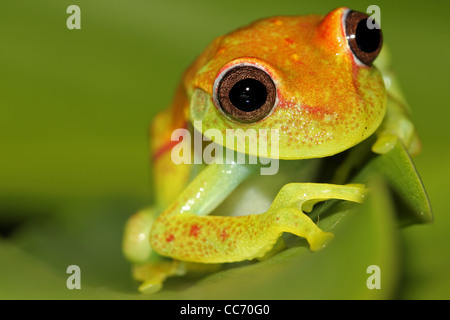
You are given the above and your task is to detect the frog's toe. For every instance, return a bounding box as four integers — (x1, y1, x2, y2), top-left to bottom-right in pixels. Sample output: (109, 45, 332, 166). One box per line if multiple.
(372, 134, 398, 154)
(132, 260, 184, 294)
(133, 264, 166, 294)
(138, 279, 163, 294)
(308, 231, 334, 251)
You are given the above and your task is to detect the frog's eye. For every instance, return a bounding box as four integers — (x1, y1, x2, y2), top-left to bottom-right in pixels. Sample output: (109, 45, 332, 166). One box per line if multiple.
(214, 65, 277, 123)
(344, 10, 383, 66)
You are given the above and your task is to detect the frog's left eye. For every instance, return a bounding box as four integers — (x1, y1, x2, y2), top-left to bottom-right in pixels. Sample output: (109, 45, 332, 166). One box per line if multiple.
(214, 65, 277, 123)
(344, 10, 383, 66)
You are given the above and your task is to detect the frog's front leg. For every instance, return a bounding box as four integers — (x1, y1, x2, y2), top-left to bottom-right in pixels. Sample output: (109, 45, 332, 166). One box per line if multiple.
(372, 47, 421, 156)
(151, 163, 368, 263)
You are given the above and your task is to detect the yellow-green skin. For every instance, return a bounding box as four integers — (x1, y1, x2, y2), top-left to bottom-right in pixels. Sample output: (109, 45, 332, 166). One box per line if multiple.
(122, 7, 419, 293)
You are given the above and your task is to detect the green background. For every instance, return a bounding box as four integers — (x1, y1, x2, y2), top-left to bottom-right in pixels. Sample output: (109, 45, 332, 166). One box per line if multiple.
(1, 0, 449, 299)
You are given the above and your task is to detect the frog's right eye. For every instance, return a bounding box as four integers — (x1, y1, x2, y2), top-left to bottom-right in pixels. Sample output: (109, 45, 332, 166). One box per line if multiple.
(344, 10, 383, 66)
(213, 65, 277, 123)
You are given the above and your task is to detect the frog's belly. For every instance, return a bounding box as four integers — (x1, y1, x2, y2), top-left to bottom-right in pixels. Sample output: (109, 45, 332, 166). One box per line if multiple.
(211, 159, 321, 217)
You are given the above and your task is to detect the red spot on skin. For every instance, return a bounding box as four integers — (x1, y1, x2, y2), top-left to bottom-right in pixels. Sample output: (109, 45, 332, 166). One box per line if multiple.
(285, 38, 294, 44)
(303, 105, 323, 115)
(189, 224, 201, 237)
(153, 121, 188, 161)
(220, 229, 229, 242)
(166, 234, 175, 242)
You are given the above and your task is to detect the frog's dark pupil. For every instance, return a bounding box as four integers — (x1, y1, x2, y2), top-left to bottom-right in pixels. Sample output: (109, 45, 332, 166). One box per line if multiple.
(228, 78, 267, 112)
(355, 18, 381, 53)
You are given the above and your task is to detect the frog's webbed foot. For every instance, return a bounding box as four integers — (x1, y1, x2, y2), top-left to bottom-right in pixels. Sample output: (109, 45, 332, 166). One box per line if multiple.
(267, 183, 367, 251)
(132, 260, 185, 294)
(373, 49, 421, 156)
(268, 207, 335, 252)
(372, 123, 421, 156)
(133, 260, 223, 294)
(371, 96, 421, 155)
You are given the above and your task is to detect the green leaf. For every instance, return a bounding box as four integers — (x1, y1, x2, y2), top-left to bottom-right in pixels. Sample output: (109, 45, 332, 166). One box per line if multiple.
(0, 240, 138, 300)
(6, 200, 142, 298)
(354, 140, 433, 226)
(3, 179, 400, 299)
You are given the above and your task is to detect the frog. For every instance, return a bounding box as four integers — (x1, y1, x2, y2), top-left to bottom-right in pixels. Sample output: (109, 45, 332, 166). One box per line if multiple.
(122, 7, 419, 294)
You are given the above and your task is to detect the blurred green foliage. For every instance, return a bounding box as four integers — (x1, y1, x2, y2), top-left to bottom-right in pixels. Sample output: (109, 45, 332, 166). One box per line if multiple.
(1, 0, 449, 299)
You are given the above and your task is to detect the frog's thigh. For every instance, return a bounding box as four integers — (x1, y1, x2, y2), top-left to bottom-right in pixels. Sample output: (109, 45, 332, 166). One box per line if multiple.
(151, 183, 367, 263)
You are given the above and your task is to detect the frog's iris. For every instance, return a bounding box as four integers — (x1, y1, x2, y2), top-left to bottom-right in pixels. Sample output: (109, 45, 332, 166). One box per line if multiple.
(344, 10, 383, 66)
(215, 65, 277, 123)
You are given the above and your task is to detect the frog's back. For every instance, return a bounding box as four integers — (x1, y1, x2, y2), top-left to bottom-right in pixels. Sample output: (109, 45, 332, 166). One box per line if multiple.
(148, 84, 191, 206)
(147, 33, 227, 206)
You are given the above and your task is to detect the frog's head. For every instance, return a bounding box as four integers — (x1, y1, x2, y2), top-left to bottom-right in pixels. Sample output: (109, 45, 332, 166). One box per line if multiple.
(186, 7, 386, 160)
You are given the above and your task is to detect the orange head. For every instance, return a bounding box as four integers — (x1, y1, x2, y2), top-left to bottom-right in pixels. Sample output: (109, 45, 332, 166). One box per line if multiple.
(184, 7, 386, 159)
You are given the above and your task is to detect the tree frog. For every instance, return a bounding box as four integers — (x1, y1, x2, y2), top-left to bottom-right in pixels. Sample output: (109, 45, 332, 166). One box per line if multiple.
(122, 7, 419, 293)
